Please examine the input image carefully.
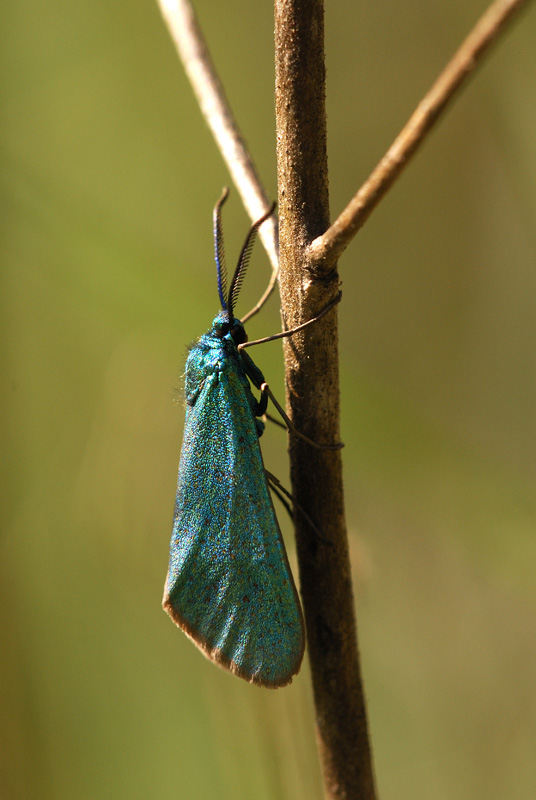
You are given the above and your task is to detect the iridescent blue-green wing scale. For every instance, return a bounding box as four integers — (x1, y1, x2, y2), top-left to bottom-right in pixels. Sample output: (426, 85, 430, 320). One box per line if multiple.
(163, 341, 305, 688)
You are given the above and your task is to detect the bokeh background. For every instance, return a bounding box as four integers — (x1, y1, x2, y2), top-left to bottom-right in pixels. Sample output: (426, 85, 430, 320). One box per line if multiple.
(2, 1, 536, 798)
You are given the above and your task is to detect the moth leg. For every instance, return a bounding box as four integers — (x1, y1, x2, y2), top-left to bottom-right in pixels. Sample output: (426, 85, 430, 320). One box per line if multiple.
(264, 411, 286, 430)
(239, 318, 343, 448)
(255, 383, 269, 417)
(266, 476, 294, 523)
(239, 291, 342, 350)
(265, 470, 330, 544)
(260, 383, 343, 451)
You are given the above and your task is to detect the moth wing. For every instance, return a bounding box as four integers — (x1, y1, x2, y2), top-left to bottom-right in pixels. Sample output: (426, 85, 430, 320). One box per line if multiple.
(163, 365, 305, 687)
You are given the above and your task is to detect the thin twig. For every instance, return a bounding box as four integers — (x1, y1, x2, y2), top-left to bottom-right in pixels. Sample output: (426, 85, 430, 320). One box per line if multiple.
(309, 0, 533, 269)
(156, 0, 279, 307)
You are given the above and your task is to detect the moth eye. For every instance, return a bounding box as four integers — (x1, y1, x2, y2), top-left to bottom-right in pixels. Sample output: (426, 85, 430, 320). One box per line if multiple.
(231, 325, 247, 345)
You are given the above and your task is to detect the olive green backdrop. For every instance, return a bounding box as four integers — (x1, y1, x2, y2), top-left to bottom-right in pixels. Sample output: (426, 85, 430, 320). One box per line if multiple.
(2, 1, 535, 798)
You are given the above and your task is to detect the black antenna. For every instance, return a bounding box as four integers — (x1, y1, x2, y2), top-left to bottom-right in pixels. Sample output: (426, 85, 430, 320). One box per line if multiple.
(214, 187, 229, 310)
(228, 203, 276, 321)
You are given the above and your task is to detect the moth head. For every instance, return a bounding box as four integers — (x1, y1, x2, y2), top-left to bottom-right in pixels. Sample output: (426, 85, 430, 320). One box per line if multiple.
(212, 311, 248, 347)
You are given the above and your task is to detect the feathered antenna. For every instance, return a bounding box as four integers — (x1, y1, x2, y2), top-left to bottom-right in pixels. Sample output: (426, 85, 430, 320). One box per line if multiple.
(228, 202, 276, 321)
(213, 187, 229, 310)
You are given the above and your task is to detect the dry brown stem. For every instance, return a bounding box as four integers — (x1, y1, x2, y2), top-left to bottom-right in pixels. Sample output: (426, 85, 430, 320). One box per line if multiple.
(274, 2, 378, 797)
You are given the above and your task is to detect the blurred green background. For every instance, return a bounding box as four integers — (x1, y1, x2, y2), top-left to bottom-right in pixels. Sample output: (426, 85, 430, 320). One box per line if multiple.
(2, 1, 535, 798)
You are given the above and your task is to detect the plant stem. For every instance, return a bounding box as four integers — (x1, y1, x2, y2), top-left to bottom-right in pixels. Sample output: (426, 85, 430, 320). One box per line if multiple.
(274, 2, 377, 798)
